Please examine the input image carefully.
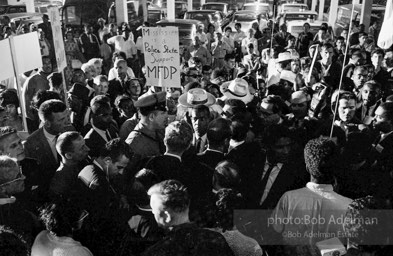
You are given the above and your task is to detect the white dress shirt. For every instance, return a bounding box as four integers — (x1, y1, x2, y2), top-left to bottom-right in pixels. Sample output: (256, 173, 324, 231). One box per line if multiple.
(43, 127, 58, 162)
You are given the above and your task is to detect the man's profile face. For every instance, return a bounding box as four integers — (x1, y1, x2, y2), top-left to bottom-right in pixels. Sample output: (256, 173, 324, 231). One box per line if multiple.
(338, 99, 356, 123)
(0, 133, 25, 161)
(373, 106, 392, 133)
(42, 58, 53, 73)
(69, 136, 90, 162)
(150, 193, 169, 228)
(152, 110, 168, 130)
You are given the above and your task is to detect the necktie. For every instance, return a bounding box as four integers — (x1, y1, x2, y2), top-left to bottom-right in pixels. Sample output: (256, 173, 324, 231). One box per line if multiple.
(260, 163, 276, 197)
(196, 138, 202, 153)
(105, 130, 111, 142)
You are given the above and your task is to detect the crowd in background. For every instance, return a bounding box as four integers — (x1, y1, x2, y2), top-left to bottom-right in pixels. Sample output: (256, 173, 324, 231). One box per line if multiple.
(0, 11, 393, 256)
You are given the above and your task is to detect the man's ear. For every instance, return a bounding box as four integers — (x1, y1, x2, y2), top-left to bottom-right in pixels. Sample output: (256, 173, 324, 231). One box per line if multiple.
(64, 152, 72, 160)
(103, 156, 112, 165)
(148, 112, 155, 122)
(164, 210, 172, 224)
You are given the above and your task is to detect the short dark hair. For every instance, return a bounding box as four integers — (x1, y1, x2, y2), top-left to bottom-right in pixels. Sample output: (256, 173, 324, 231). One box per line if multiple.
(230, 116, 249, 142)
(214, 161, 241, 189)
(192, 104, 210, 115)
(38, 99, 67, 122)
(337, 91, 357, 103)
(379, 102, 393, 123)
(336, 36, 345, 41)
(363, 80, 381, 90)
(39, 201, 85, 237)
(224, 52, 236, 61)
(0, 89, 19, 108)
(263, 124, 292, 147)
(164, 121, 193, 153)
(371, 48, 385, 57)
(56, 131, 81, 158)
(115, 95, 134, 110)
(31, 90, 61, 110)
(207, 118, 232, 147)
(321, 42, 334, 50)
(90, 95, 111, 115)
(304, 137, 337, 180)
(351, 50, 364, 60)
(148, 180, 190, 213)
(112, 51, 127, 63)
(100, 138, 132, 162)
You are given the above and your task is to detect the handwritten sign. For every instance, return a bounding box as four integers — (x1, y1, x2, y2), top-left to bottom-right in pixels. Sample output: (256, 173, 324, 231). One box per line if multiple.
(142, 27, 181, 88)
(48, 6, 67, 71)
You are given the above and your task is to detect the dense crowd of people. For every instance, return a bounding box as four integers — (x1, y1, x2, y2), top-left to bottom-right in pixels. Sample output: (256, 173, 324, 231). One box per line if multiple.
(1, 10, 393, 256)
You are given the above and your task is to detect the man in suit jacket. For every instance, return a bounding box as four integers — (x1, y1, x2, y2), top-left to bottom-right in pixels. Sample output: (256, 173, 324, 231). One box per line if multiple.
(84, 96, 118, 158)
(24, 100, 69, 194)
(196, 118, 231, 169)
(226, 116, 265, 207)
(78, 139, 132, 256)
(257, 124, 308, 210)
(370, 103, 393, 174)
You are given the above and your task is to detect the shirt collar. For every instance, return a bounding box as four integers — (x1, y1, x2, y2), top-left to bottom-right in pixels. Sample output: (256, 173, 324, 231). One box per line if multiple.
(93, 159, 104, 171)
(229, 139, 244, 149)
(306, 182, 333, 192)
(0, 196, 16, 205)
(43, 127, 57, 141)
(164, 153, 182, 162)
(195, 133, 207, 141)
(206, 148, 224, 154)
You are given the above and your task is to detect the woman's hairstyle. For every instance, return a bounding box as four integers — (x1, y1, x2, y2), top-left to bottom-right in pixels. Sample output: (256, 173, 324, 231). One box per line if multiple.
(214, 188, 244, 232)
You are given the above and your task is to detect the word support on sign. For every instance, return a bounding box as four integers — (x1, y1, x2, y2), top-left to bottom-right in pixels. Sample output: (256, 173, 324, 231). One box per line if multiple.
(142, 27, 181, 88)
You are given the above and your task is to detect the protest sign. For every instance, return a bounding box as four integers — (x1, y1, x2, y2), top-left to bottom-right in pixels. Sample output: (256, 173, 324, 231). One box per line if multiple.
(142, 27, 181, 88)
(0, 39, 14, 81)
(48, 6, 67, 71)
(10, 32, 42, 75)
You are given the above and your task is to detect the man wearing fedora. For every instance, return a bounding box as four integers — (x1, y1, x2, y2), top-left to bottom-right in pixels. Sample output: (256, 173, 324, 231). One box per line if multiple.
(125, 91, 168, 169)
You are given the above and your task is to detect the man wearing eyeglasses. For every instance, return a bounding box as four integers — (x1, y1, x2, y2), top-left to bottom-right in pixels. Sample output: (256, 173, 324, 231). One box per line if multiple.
(0, 155, 39, 245)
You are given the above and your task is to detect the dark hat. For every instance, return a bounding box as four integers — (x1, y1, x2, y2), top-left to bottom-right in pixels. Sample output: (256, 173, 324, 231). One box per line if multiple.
(0, 89, 19, 108)
(135, 91, 167, 114)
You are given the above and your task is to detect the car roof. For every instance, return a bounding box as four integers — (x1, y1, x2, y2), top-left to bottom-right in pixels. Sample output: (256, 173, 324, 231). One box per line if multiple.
(282, 3, 307, 6)
(186, 9, 218, 13)
(157, 19, 202, 25)
(243, 3, 269, 6)
(0, 12, 41, 19)
(203, 2, 228, 5)
(234, 10, 258, 15)
(286, 20, 324, 26)
(283, 11, 317, 15)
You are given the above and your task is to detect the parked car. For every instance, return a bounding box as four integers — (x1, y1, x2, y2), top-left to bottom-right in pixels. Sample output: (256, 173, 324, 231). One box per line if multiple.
(278, 3, 308, 15)
(184, 9, 225, 31)
(277, 10, 317, 26)
(286, 19, 325, 37)
(156, 19, 202, 45)
(223, 10, 258, 35)
(0, 5, 26, 15)
(0, 12, 42, 28)
(201, 2, 229, 16)
(242, 3, 271, 16)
